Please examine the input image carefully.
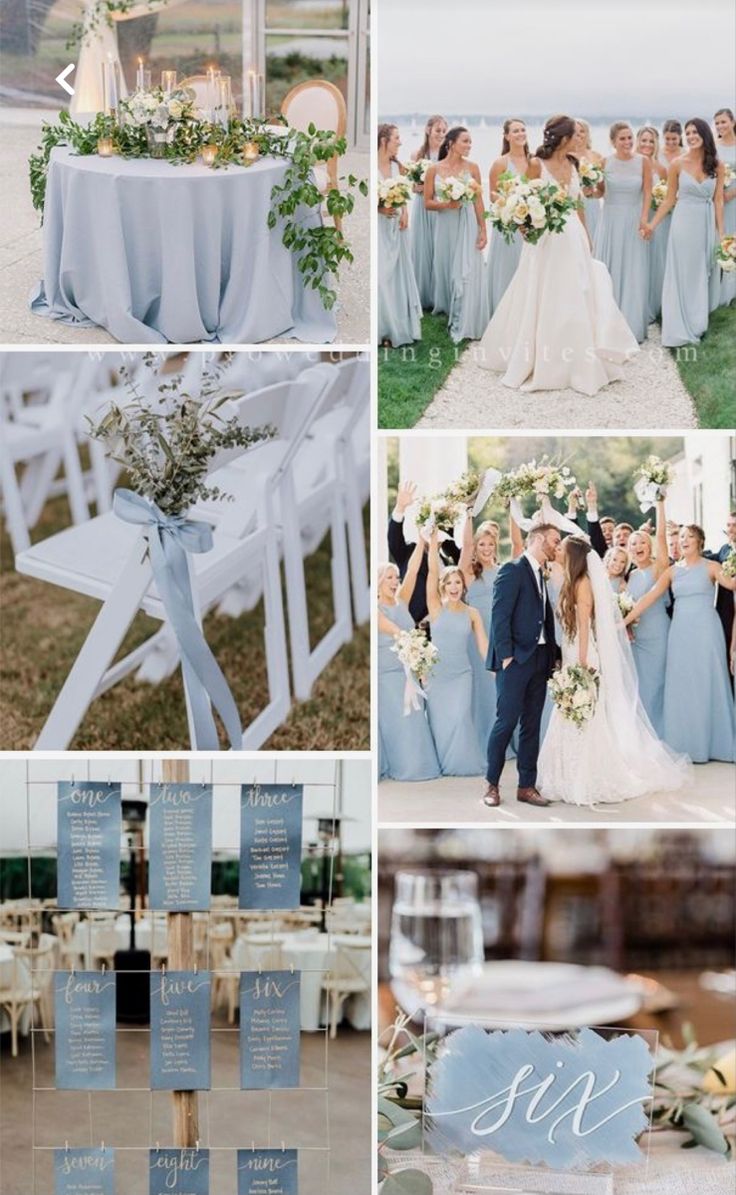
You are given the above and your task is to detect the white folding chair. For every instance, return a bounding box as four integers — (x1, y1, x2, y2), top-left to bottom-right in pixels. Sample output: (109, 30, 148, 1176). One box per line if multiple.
(322, 940, 370, 1038)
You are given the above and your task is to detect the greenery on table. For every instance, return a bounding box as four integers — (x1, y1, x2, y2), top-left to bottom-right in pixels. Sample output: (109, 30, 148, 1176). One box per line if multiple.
(378, 1010, 439, 1193)
(29, 109, 368, 310)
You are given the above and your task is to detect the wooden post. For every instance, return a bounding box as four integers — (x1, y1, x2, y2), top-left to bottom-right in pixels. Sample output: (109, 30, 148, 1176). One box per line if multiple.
(162, 759, 200, 1149)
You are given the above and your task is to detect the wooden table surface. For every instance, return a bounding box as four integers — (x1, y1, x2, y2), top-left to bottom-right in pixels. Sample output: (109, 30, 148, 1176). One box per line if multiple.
(378, 969, 736, 1049)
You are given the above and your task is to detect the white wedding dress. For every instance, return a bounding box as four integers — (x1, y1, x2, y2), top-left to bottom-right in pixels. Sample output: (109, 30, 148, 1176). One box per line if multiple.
(537, 553, 690, 805)
(477, 163, 639, 395)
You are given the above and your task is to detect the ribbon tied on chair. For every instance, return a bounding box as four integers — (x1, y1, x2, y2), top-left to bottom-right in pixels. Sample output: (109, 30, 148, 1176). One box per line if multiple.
(113, 488, 243, 749)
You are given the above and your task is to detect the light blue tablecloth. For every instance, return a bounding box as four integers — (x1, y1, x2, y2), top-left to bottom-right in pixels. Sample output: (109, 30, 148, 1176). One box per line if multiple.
(30, 147, 337, 345)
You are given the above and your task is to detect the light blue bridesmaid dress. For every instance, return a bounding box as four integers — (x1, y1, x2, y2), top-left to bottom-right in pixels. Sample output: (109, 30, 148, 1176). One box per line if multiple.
(425, 606, 485, 775)
(595, 155, 650, 342)
(581, 167, 602, 246)
(410, 151, 438, 309)
(662, 563, 736, 762)
(487, 158, 523, 316)
(648, 163, 671, 322)
(378, 161, 422, 347)
(716, 142, 736, 307)
(660, 170, 717, 347)
(378, 603, 441, 781)
(628, 566, 669, 739)
(431, 170, 489, 343)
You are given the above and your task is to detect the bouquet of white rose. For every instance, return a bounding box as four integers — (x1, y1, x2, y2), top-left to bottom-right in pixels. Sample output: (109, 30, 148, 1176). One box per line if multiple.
(578, 159, 604, 189)
(489, 172, 579, 245)
(404, 158, 431, 185)
(651, 179, 669, 209)
(436, 174, 480, 204)
(724, 163, 735, 189)
(634, 455, 673, 512)
(415, 496, 465, 539)
(443, 469, 482, 508)
(548, 664, 600, 729)
(120, 86, 196, 132)
(377, 175, 414, 210)
(615, 591, 637, 625)
(715, 235, 736, 273)
(391, 628, 439, 684)
(722, 549, 736, 579)
(494, 457, 576, 504)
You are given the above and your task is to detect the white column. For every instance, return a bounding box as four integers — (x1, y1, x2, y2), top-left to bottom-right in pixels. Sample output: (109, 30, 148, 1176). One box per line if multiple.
(398, 435, 468, 500)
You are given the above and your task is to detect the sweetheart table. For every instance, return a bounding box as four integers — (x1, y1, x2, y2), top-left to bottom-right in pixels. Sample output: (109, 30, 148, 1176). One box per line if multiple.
(30, 146, 337, 345)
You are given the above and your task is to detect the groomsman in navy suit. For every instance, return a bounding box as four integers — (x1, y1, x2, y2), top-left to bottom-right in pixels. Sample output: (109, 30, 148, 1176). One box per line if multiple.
(388, 479, 460, 624)
(483, 523, 561, 809)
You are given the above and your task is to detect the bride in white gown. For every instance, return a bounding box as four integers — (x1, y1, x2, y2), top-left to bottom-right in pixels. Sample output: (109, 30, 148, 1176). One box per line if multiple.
(478, 114, 639, 396)
(538, 535, 690, 805)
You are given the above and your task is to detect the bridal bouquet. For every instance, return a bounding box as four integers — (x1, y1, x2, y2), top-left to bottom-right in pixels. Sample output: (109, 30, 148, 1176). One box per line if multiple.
(615, 591, 637, 626)
(391, 628, 439, 683)
(724, 163, 736, 189)
(436, 174, 480, 204)
(548, 664, 600, 728)
(495, 458, 576, 504)
(651, 179, 669, 209)
(377, 175, 414, 210)
(443, 469, 482, 508)
(578, 159, 604, 189)
(403, 158, 431, 185)
(489, 174, 578, 245)
(722, 549, 736, 579)
(716, 234, 736, 273)
(415, 496, 465, 539)
(634, 455, 673, 512)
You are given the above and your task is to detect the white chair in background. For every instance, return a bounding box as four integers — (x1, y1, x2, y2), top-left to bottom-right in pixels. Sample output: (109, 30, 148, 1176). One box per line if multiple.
(322, 940, 371, 1038)
(14, 372, 334, 750)
(15, 935, 57, 1039)
(0, 950, 37, 1056)
(280, 80, 347, 231)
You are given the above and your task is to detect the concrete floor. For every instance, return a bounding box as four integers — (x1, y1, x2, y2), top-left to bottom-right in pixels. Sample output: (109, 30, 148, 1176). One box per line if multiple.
(0, 1012, 371, 1194)
(0, 111, 370, 346)
(379, 762, 736, 824)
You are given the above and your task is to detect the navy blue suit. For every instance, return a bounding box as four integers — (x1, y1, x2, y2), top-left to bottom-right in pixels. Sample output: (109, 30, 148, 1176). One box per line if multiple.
(485, 555, 559, 788)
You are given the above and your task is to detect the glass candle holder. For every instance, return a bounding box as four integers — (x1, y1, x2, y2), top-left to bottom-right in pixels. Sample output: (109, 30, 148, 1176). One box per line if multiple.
(161, 70, 177, 96)
(136, 60, 151, 92)
(243, 141, 260, 165)
(97, 137, 114, 157)
(201, 144, 218, 167)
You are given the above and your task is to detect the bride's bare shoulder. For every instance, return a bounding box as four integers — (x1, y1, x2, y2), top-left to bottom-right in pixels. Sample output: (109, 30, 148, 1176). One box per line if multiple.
(576, 575, 594, 605)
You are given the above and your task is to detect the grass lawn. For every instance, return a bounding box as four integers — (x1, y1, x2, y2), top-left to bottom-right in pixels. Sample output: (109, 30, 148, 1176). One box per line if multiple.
(0, 494, 369, 752)
(672, 303, 736, 429)
(377, 313, 468, 429)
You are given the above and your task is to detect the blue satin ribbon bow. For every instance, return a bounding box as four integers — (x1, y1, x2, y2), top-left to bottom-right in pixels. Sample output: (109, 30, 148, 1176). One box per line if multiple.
(113, 488, 242, 750)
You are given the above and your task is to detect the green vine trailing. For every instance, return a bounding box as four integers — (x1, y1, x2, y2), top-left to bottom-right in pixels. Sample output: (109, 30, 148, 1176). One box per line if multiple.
(66, 0, 170, 52)
(28, 111, 368, 310)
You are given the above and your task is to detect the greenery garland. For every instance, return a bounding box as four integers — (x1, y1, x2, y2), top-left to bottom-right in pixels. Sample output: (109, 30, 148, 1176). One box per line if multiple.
(66, 0, 170, 52)
(29, 110, 367, 310)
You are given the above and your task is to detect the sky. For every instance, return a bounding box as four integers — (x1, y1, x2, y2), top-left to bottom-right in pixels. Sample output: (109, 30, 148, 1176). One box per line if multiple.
(377, 0, 735, 118)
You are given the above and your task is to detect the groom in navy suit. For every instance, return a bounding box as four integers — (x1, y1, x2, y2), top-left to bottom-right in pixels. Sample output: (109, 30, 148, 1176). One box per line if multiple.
(484, 524, 562, 808)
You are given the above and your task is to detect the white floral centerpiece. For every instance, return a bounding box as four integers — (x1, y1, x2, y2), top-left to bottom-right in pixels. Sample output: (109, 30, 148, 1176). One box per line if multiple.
(403, 158, 432, 185)
(489, 172, 578, 245)
(436, 174, 480, 204)
(377, 175, 414, 210)
(548, 664, 600, 728)
(120, 86, 197, 156)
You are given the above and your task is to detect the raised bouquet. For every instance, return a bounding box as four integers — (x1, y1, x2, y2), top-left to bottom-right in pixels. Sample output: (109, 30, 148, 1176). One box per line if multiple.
(548, 663, 600, 728)
(489, 173, 578, 245)
(615, 590, 637, 628)
(377, 174, 414, 210)
(443, 469, 482, 508)
(391, 628, 439, 684)
(404, 158, 432, 185)
(415, 496, 465, 539)
(634, 454, 673, 512)
(435, 174, 480, 204)
(722, 548, 736, 580)
(120, 86, 197, 132)
(578, 158, 604, 189)
(651, 179, 669, 209)
(494, 457, 576, 504)
(716, 234, 736, 274)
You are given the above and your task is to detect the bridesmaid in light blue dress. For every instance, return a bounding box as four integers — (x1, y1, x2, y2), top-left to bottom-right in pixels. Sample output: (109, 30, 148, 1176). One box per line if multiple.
(377, 548, 441, 782)
(425, 534, 488, 775)
(714, 107, 736, 307)
(626, 505, 671, 739)
(595, 122, 653, 342)
(636, 126, 670, 322)
(625, 525, 736, 763)
(459, 518, 502, 751)
(378, 124, 422, 348)
(486, 119, 529, 316)
(425, 126, 489, 343)
(410, 115, 447, 309)
(573, 119, 605, 247)
(647, 118, 726, 347)
(605, 546, 629, 594)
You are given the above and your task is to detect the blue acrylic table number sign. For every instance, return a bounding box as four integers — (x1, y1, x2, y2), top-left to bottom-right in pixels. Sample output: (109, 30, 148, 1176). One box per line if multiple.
(239, 783, 304, 911)
(54, 1148, 115, 1195)
(57, 782, 122, 909)
(237, 1148, 299, 1195)
(149, 1149, 210, 1195)
(150, 970, 211, 1090)
(149, 783, 213, 912)
(422, 1018, 657, 1192)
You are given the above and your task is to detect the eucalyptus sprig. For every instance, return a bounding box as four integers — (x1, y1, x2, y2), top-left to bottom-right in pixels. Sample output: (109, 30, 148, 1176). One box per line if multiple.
(650, 1028, 735, 1157)
(378, 1011, 439, 1193)
(86, 355, 274, 516)
(29, 113, 368, 311)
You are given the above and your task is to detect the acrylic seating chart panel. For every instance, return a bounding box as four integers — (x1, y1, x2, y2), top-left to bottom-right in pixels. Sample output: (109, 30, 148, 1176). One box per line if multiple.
(13, 760, 357, 1195)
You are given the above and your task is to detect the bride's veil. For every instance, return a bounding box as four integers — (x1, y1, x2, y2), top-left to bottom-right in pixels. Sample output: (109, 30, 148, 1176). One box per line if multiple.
(586, 550, 690, 783)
